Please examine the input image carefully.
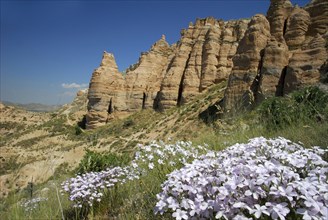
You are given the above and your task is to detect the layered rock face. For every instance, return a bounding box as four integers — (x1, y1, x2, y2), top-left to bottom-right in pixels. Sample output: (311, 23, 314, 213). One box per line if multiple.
(86, 0, 327, 128)
(223, 0, 328, 111)
(86, 18, 249, 128)
(155, 18, 249, 110)
(86, 52, 127, 129)
(125, 35, 175, 111)
(86, 37, 176, 129)
(224, 14, 271, 111)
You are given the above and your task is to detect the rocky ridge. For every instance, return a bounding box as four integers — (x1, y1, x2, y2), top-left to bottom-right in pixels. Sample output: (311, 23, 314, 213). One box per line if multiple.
(86, 0, 328, 128)
(223, 0, 328, 111)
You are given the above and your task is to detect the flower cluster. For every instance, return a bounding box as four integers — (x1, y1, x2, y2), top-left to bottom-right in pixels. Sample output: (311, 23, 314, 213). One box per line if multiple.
(133, 140, 208, 170)
(155, 137, 328, 220)
(20, 197, 48, 212)
(61, 166, 139, 207)
(62, 140, 209, 207)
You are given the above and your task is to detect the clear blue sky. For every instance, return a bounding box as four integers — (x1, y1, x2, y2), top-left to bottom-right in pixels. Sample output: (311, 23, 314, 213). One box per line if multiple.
(0, 0, 308, 105)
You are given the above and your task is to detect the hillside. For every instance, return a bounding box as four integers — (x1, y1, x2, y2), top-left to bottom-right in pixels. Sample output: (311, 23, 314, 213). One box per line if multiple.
(0, 82, 226, 198)
(1, 81, 328, 219)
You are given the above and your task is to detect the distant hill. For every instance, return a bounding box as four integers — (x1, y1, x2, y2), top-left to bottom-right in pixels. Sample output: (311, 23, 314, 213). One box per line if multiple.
(2, 101, 61, 112)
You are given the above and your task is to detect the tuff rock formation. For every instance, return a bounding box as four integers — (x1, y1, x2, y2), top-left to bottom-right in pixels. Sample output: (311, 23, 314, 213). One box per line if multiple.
(224, 14, 271, 111)
(223, 0, 328, 112)
(156, 18, 249, 110)
(86, 53, 126, 129)
(125, 35, 175, 112)
(86, 0, 328, 128)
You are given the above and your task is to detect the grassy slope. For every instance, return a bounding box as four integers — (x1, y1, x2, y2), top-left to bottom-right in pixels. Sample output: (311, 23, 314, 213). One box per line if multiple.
(1, 81, 327, 219)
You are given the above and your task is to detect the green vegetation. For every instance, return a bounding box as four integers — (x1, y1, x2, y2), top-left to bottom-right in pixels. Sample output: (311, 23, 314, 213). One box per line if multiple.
(1, 86, 327, 219)
(0, 122, 25, 130)
(0, 156, 22, 175)
(258, 86, 328, 129)
(15, 135, 49, 149)
(75, 149, 131, 174)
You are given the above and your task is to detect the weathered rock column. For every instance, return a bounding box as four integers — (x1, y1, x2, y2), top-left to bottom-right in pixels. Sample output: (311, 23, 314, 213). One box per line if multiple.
(86, 52, 126, 129)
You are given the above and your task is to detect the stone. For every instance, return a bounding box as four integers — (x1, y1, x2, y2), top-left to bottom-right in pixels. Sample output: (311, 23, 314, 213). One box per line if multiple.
(156, 17, 249, 110)
(305, 0, 328, 36)
(285, 33, 327, 94)
(223, 14, 271, 111)
(267, 0, 293, 43)
(85, 0, 328, 128)
(125, 36, 174, 112)
(223, 0, 328, 112)
(284, 7, 310, 49)
(259, 38, 290, 99)
(200, 19, 249, 91)
(86, 52, 127, 129)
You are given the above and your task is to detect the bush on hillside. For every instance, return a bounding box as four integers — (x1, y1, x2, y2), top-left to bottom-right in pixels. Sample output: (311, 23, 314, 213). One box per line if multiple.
(292, 86, 328, 121)
(75, 150, 130, 174)
(258, 86, 328, 129)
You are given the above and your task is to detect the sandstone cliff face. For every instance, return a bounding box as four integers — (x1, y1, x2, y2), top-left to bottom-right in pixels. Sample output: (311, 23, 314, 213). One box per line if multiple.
(86, 37, 176, 128)
(86, 0, 327, 128)
(125, 35, 174, 112)
(86, 52, 126, 129)
(285, 33, 327, 94)
(223, 0, 328, 111)
(155, 18, 249, 110)
(284, 6, 310, 49)
(224, 14, 271, 111)
(86, 18, 249, 128)
(267, 0, 293, 43)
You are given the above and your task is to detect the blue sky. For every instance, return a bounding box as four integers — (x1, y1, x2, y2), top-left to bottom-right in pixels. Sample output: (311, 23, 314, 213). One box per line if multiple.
(1, 0, 308, 105)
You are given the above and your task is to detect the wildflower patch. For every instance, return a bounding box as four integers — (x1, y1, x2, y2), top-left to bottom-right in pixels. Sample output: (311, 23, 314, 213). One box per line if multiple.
(155, 137, 328, 220)
(61, 137, 328, 219)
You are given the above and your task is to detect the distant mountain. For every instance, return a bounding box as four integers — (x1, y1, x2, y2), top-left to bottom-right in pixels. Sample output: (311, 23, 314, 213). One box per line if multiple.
(2, 101, 61, 112)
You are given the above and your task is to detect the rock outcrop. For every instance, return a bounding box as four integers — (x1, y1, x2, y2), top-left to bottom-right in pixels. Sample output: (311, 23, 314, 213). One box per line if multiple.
(224, 14, 271, 111)
(86, 0, 327, 128)
(285, 33, 327, 94)
(155, 18, 249, 110)
(284, 6, 310, 49)
(125, 35, 175, 111)
(223, 0, 328, 112)
(86, 53, 126, 129)
(86, 18, 249, 128)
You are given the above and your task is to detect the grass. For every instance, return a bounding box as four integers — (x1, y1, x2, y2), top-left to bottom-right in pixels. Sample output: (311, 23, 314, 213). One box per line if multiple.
(0, 175, 71, 220)
(1, 86, 327, 219)
(0, 156, 22, 176)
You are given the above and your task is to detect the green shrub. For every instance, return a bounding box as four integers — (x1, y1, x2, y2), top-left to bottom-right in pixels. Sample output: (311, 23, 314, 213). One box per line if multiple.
(74, 125, 83, 135)
(258, 86, 328, 130)
(123, 119, 134, 128)
(75, 150, 130, 174)
(0, 156, 21, 175)
(292, 86, 328, 121)
(258, 97, 296, 129)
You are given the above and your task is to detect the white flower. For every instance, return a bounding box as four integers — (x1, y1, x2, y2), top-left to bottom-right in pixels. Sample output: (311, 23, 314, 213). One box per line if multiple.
(172, 209, 188, 220)
(148, 162, 154, 170)
(252, 204, 270, 219)
(154, 137, 328, 220)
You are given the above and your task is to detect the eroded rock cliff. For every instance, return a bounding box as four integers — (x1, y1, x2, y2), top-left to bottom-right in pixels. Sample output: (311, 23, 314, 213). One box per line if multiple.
(86, 52, 127, 129)
(155, 18, 249, 110)
(125, 35, 175, 112)
(86, 0, 327, 128)
(223, 0, 328, 112)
